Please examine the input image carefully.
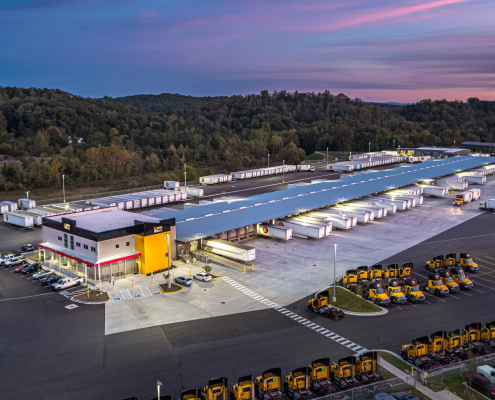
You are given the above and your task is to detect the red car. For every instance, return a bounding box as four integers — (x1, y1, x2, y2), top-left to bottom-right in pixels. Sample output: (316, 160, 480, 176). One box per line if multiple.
(14, 261, 30, 273)
(471, 374, 495, 398)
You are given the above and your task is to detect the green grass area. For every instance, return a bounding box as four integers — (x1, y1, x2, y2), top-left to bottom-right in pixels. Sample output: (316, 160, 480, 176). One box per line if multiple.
(305, 153, 324, 160)
(377, 351, 411, 372)
(426, 374, 484, 400)
(330, 286, 383, 312)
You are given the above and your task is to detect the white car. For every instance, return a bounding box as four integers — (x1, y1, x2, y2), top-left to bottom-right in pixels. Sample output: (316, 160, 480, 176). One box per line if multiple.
(51, 276, 83, 291)
(32, 269, 53, 280)
(0, 253, 20, 265)
(194, 272, 212, 282)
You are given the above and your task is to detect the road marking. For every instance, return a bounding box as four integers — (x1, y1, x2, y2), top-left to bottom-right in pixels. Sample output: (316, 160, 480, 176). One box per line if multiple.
(478, 259, 495, 267)
(472, 288, 485, 293)
(113, 297, 121, 301)
(134, 294, 141, 298)
(0, 292, 56, 302)
(65, 304, 78, 310)
(139, 286, 152, 298)
(485, 256, 495, 261)
(419, 232, 495, 245)
(220, 276, 367, 352)
(458, 291, 473, 296)
(120, 289, 132, 300)
(153, 292, 161, 295)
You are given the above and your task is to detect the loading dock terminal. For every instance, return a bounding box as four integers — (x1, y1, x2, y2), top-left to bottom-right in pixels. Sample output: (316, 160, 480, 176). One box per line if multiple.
(160, 157, 495, 256)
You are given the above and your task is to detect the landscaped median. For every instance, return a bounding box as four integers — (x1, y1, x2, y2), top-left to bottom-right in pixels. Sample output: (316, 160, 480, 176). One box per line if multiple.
(159, 283, 183, 293)
(72, 289, 109, 304)
(329, 286, 387, 315)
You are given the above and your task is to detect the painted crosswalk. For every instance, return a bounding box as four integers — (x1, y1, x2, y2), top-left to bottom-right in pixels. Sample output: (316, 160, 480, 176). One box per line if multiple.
(221, 276, 367, 353)
(140, 286, 153, 297)
(120, 289, 132, 300)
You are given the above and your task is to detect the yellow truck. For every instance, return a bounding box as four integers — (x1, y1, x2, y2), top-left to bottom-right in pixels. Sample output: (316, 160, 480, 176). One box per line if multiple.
(203, 378, 228, 400)
(481, 321, 495, 351)
(445, 329, 469, 361)
(362, 281, 390, 307)
(231, 376, 255, 400)
(429, 331, 460, 364)
(387, 278, 407, 305)
(439, 270, 460, 293)
(450, 266, 474, 290)
(459, 253, 479, 273)
(403, 277, 426, 304)
(308, 358, 339, 397)
(331, 357, 361, 391)
(339, 269, 358, 289)
(424, 273, 449, 297)
(401, 337, 440, 370)
(284, 367, 314, 400)
(255, 368, 285, 400)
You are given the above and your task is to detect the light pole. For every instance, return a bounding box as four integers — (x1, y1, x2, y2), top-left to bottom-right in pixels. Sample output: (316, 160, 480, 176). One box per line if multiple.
(454, 139, 456, 148)
(333, 243, 337, 303)
(25, 191, 30, 199)
(369, 142, 371, 153)
(62, 174, 65, 202)
(393, 139, 395, 151)
(326, 147, 328, 164)
(282, 160, 285, 183)
(184, 163, 187, 191)
(157, 381, 162, 399)
(268, 154, 270, 168)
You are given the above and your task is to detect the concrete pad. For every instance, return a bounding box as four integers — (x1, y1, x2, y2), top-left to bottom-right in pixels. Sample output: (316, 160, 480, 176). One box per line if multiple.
(104, 177, 495, 335)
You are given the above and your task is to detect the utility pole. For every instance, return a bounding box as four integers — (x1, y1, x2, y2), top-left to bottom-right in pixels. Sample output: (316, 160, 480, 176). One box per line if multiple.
(393, 139, 395, 151)
(326, 147, 328, 164)
(184, 163, 187, 191)
(25, 191, 30, 199)
(369, 142, 371, 153)
(157, 381, 162, 400)
(333, 243, 337, 302)
(268, 154, 270, 168)
(62, 174, 65, 202)
(283, 160, 285, 183)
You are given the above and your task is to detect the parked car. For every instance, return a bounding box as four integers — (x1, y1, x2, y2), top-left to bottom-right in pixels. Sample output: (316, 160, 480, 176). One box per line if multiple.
(32, 269, 53, 280)
(21, 263, 42, 275)
(14, 261, 30, 273)
(175, 276, 193, 287)
(471, 374, 495, 398)
(51, 276, 83, 292)
(0, 253, 21, 266)
(194, 272, 212, 282)
(374, 394, 396, 400)
(20, 244, 35, 252)
(41, 274, 62, 286)
(394, 393, 420, 400)
(4, 257, 26, 268)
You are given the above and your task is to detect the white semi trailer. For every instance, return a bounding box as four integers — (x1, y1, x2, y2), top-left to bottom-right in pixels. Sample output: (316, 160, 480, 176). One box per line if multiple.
(436, 179, 468, 190)
(18, 198, 36, 210)
(0, 201, 17, 212)
(331, 207, 370, 223)
(307, 212, 352, 229)
(316, 210, 358, 227)
(416, 186, 448, 197)
(257, 224, 293, 241)
(276, 220, 326, 239)
(3, 212, 34, 227)
(287, 216, 332, 236)
(371, 197, 407, 211)
(203, 239, 256, 261)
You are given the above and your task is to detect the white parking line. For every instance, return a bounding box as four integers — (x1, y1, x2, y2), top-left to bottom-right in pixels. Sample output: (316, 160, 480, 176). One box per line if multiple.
(120, 289, 132, 300)
(140, 286, 152, 297)
(221, 276, 367, 352)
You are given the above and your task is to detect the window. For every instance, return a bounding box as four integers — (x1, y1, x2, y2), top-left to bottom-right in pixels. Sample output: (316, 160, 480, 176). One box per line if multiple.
(76, 242, 81, 247)
(115, 244, 120, 249)
(58, 236, 62, 241)
(126, 242, 130, 247)
(70, 235, 74, 250)
(64, 233, 68, 249)
(83, 244, 88, 250)
(91, 247, 96, 252)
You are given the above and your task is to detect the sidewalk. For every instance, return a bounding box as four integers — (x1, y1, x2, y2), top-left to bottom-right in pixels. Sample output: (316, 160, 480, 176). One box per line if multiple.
(379, 357, 441, 400)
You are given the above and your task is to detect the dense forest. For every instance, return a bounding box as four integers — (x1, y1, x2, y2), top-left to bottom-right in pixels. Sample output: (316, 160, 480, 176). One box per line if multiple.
(0, 86, 494, 193)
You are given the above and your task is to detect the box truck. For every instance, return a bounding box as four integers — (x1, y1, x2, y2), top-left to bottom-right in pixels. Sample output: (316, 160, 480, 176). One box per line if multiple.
(3, 212, 34, 227)
(297, 164, 314, 172)
(276, 220, 326, 239)
(468, 188, 481, 200)
(331, 207, 370, 223)
(18, 198, 36, 210)
(436, 179, 468, 190)
(257, 224, 293, 240)
(453, 191, 473, 206)
(203, 239, 256, 261)
(479, 199, 495, 211)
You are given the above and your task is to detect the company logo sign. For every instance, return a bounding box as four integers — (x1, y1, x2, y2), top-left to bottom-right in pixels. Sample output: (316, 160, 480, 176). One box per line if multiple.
(278, 222, 284, 226)
(263, 227, 268, 233)
(64, 223, 71, 230)
(154, 226, 163, 234)
(5, 215, 8, 221)
(166, 182, 169, 187)
(201, 178, 204, 182)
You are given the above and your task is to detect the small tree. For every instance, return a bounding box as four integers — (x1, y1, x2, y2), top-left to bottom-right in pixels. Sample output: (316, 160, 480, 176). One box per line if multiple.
(203, 265, 212, 275)
(163, 272, 171, 289)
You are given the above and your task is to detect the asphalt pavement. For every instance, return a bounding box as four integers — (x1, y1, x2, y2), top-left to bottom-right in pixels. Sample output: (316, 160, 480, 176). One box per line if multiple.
(1, 211, 495, 400)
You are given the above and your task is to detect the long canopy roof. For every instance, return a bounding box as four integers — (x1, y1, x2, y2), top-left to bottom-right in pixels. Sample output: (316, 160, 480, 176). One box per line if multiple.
(157, 156, 495, 242)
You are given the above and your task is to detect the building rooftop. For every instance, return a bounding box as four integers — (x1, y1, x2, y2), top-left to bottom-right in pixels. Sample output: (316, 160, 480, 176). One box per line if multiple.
(462, 141, 495, 147)
(47, 209, 162, 233)
(156, 156, 495, 242)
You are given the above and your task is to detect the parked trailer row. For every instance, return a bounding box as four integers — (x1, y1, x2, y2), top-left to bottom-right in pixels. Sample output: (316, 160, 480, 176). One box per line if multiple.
(276, 220, 326, 239)
(200, 174, 232, 185)
(0, 201, 18, 213)
(230, 165, 297, 181)
(416, 185, 448, 197)
(85, 189, 187, 211)
(326, 155, 406, 172)
(257, 224, 293, 241)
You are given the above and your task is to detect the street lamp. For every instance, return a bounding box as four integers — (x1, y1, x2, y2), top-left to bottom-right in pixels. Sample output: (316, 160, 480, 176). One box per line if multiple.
(268, 154, 270, 168)
(62, 174, 65, 202)
(369, 142, 371, 153)
(326, 147, 328, 164)
(333, 243, 337, 303)
(282, 160, 285, 183)
(393, 139, 395, 151)
(184, 163, 187, 191)
(25, 191, 30, 199)
(157, 381, 162, 399)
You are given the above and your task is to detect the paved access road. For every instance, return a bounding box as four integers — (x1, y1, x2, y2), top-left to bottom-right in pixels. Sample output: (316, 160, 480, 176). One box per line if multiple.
(1, 212, 495, 400)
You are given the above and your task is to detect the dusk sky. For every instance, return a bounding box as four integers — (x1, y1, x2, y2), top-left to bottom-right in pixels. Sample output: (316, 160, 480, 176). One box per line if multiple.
(1, 0, 494, 102)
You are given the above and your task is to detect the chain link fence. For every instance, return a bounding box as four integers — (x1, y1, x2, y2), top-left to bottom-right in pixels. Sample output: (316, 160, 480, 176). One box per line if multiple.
(419, 353, 495, 385)
(316, 375, 417, 400)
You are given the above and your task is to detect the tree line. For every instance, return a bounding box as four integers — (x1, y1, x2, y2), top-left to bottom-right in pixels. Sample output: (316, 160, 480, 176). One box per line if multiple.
(0, 86, 494, 193)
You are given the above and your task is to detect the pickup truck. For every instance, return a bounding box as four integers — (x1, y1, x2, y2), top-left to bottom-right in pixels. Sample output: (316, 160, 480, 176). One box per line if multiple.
(4, 257, 27, 268)
(51, 276, 83, 292)
(0, 253, 21, 266)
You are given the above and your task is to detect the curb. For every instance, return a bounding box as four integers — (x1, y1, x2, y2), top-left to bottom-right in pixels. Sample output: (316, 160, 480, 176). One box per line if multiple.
(159, 284, 183, 294)
(71, 292, 110, 305)
(336, 286, 388, 316)
(211, 274, 223, 280)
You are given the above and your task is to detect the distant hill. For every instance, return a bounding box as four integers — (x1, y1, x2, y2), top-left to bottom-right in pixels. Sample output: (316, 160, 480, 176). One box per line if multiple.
(0, 87, 493, 193)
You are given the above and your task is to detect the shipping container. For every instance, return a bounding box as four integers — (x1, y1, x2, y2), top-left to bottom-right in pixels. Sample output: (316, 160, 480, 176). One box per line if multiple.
(3, 212, 34, 227)
(372, 197, 408, 211)
(203, 239, 256, 261)
(164, 181, 179, 189)
(30, 208, 55, 216)
(18, 198, 36, 210)
(312, 210, 356, 228)
(331, 207, 369, 223)
(276, 220, 325, 239)
(297, 164, 312, 171)
(17, 211, 43, 225)
(0, 201, 18, 212)
(416, 185, 448, 197)
(174, 187, 204, 198)
(257, 224, 293, 240)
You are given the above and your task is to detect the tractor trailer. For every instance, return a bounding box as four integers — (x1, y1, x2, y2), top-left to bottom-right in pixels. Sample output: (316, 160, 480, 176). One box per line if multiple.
(257, 224, 293, 241)
(3, 212, 34, 227)
(202, 239, 256, 261)
(276, 220, 326, 239)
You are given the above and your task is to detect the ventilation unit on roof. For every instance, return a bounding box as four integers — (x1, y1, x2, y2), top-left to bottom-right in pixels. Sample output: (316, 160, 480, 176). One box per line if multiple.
(332, 187, 338, 189)
(321, 189, 327, 192)
(310, 191, 316, 194)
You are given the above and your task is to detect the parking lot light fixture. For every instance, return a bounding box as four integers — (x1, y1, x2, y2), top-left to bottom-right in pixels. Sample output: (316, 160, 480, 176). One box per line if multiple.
(26, 191, 30, 199)
(333, 243, 337, 303)
(157, 381, 162, 399)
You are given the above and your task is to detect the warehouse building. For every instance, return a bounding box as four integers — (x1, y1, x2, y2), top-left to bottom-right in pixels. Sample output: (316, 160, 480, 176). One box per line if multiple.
(414, 147, 470, 158)
(461, 141, 495, 153)
(38, 208, 175, 286)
